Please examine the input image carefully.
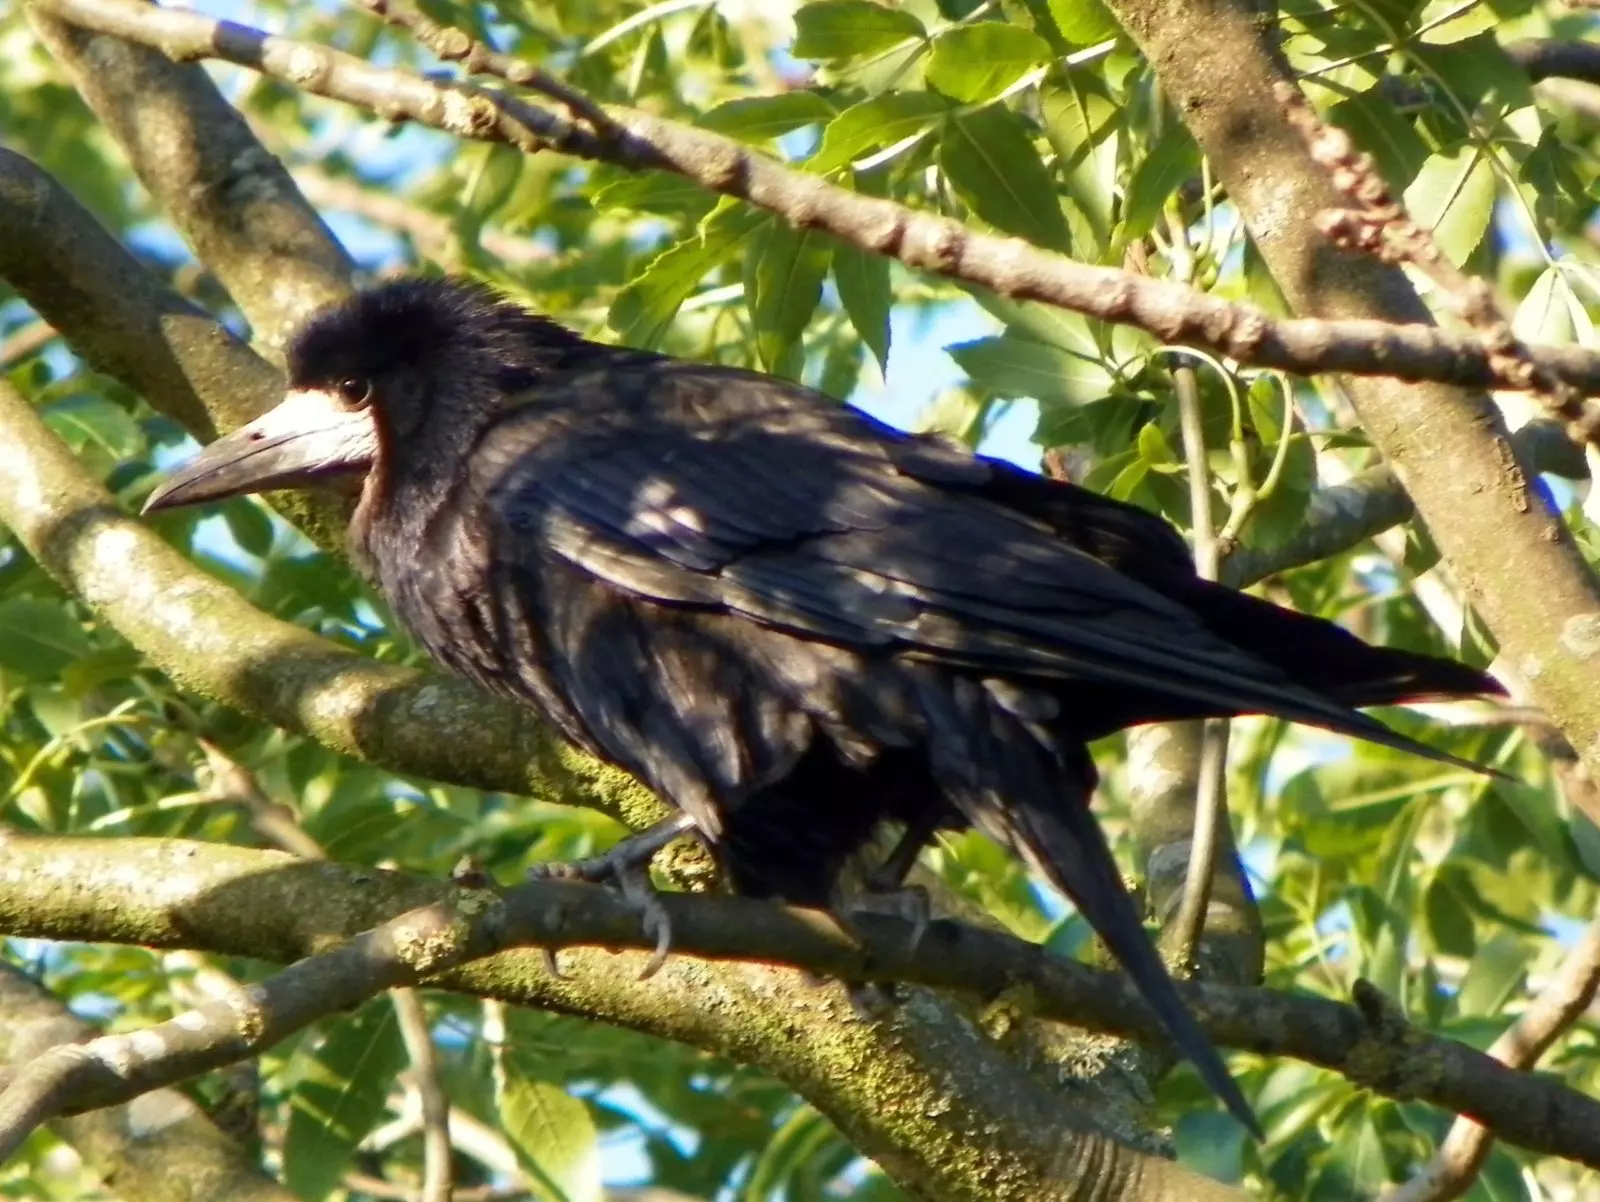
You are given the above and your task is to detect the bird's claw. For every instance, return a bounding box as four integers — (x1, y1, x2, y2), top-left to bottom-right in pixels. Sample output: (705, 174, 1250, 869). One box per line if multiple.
(843, 883, 933, 958)
(526, 815, 694, 981)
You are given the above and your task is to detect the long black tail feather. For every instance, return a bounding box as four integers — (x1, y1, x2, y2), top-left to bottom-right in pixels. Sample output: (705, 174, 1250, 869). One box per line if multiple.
(1000, 761, 1262, 1137)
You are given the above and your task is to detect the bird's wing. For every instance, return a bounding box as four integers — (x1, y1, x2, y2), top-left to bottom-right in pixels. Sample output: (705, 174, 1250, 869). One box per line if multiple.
(467, 372, 1452, 758)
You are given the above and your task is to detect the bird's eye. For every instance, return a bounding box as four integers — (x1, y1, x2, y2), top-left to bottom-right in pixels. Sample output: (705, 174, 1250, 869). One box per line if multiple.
(334, 378, 373, 408)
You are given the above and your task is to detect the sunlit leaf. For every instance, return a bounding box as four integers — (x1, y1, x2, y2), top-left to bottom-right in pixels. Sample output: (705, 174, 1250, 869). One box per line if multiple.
(948, 334, 1114, 405)
(284, 1001, 407, 1202)
(1403, 145, 1497, 265)
(699, 92, 838, 143)
(939, 106, 1069, 250)
(1121, 121, 1200, 240)
(792, 0, 926, 63)
(834, 239, 892, 371)
(744, 221, 831, 375)
(925, 23, 1050, 104)
(811, 92, 951, 174)
(498, 1056, 602, 1202)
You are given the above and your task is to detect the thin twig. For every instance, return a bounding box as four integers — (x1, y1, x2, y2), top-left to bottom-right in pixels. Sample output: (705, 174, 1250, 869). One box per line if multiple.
(292, 165, 550, 266)
(1159, 206, 1236, 970)
(391, 988, 454, 1202)
(0, 319, 56, 369)
(353, 0, 614, 134)
(1381, 918, 1600, 1202)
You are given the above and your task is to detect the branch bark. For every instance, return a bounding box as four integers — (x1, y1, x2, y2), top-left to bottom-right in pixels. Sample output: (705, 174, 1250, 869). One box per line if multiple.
(26, 0, 1600, 398)
(0, 961, 295, 1202)
(25, 7, 353, 354)
(1107, 0, 1600, 789)
(0, 832, 1249, 1202)
(2, 830, 1598, 1176)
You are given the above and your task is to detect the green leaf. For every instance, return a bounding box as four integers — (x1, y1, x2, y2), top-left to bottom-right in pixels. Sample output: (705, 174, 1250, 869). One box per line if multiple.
(810, 92, 951, 174)
(1120, 121, 1200, 240)
(948, 334, 1114, 404)
(833, 240, 892, 371)
(1136, 420, 1177, 465)
(744, 221, 831, 375)
(699, 92, 838, 143)
(792, 0, 926, 63)
(609, 202, 763, 347)
(1418, 0, 1497, 43)
(1047, 0, 1120, 44)
(1403, 145, 1497, 265)
(458, 142, 523, 228)
(592, 171, 721, 216)
(1455, 932, 1533, 1017)
(925, 23, 1051, 104)
(0, 597, 89, 679)
(498, 1058, 602, 1202)
(42, 394, 143, 459)
(1424, 867, 1478, 958)
(284, 1000, 407, 1202)
(224, 499, 277, 560)
(969, 290, 1104, 360)
(1416, 34, 1540, 145)
(1040, 78, 1119, 254)
(939, 106, 1069, 250)
(1512, 266, 1584, 346)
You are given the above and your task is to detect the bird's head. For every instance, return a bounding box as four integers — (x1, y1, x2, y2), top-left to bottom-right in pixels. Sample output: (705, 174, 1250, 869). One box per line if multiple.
(144, 276, 588, 513)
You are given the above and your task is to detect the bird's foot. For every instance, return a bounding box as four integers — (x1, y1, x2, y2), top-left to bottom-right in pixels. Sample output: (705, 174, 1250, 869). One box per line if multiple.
(841, 883, 933, 959)
(526, 814, 697, 982)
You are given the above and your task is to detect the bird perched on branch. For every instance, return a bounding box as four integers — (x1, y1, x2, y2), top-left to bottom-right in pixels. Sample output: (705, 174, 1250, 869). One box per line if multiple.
(146, 275, 1503, 1135)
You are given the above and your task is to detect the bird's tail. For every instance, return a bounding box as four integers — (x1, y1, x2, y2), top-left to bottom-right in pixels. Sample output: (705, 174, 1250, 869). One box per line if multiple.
(1182, 579, 1503, 709)
(916, 672, 1260, 1134)
(995, 753, 1260, 1137)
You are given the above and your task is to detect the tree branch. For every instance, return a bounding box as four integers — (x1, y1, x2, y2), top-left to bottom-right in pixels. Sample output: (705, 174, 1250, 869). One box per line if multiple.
(1221, 418, 1587, 588)
(27, 0, 1600, 399)
(1108, 0, 1600, 794)
(0, 148, 347, 547)
(0, 896, 494, 1164)
(1380, 917, 1600, 1202)
(25, 6, 354, 354)
(0, 961, 296, 1202)
(0, 832, 1247, 1201)
(2, 830, 1599, 1175)
(0, 374, 667, 832)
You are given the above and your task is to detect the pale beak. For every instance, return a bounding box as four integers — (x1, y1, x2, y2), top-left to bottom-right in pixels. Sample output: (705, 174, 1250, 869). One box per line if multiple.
(143, 389, 378, 513)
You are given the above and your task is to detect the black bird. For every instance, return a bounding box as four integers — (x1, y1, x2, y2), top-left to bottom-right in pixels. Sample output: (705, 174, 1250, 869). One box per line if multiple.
(146, 276, 1502, 1134)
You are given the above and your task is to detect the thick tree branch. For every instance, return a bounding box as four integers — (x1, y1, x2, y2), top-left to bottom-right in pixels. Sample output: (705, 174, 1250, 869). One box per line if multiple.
(27, 0, 1600, 399)
(1221, 418, 1586, 588)
(25, 7, 353, 354)
(0, 961, 295, 1202)
(0, 833, 1246, 1202)
(1, 831, 1598, 1175)
(0, 149, 264, 442)
(0, 148, 347, 547)
(1108, 0, 1600, 792)
(0, 896, 492, 1164)
(0, 375, 666, 833)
